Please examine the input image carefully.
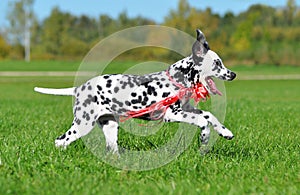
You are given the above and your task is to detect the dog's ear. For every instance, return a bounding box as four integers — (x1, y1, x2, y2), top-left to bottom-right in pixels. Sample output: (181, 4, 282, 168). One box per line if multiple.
(192, 29, 210, 62)
(196, 29, 206, 43)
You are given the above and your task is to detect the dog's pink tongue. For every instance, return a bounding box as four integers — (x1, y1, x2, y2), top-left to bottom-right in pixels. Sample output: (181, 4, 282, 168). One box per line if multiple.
(208, 78, 222, 96)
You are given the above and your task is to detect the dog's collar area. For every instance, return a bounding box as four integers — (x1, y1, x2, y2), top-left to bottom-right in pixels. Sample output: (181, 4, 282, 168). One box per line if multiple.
(166, 70, 209, 103)
(120, 70, 209, 122)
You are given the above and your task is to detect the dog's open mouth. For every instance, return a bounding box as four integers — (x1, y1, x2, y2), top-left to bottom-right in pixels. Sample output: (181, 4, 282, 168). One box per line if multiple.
(205, 77, 222, 96)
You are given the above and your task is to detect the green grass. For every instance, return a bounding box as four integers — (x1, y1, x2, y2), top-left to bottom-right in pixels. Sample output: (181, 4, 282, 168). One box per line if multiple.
(0, 60, 144, 73)
(231, 64, 300, 76)
(0, 60, 80, 71)
(0, 65, 300, 194)
(1, 60, 300, 76)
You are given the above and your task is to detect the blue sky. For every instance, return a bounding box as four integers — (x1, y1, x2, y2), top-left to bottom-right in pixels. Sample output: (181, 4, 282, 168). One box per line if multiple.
(0, 0, 299, 27)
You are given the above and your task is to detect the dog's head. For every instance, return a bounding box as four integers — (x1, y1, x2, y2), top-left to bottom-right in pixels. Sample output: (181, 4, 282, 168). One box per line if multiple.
(191, 29, 236, 95)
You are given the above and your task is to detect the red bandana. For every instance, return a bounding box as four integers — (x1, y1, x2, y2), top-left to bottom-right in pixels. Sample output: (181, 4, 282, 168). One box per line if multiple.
(120, 71, 209, 122)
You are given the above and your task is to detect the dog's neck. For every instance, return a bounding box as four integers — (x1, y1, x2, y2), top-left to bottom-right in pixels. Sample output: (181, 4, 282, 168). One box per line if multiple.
(166, 55, 201, 87)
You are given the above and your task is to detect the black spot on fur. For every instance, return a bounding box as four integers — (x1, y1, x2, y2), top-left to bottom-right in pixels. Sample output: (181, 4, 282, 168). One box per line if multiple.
(92, 96, 97, 103)
(58, 134, 66, 140)
(191, 109, 203, 114)
(99, 120, 109, 126)
(97, 85, 102, 91)
(140, 81, 151, 88)
(111, 104, 117, 111)
(150, 100, 156, 105)
(162, 92, 170, 98)
(106, 82, 112, 88)
(112, 98, 123, 107)
(147, 86, 157, 96)
(75, 118, 81, 125)
(114, 87, 119, 93)
(131, 99, 139, 104)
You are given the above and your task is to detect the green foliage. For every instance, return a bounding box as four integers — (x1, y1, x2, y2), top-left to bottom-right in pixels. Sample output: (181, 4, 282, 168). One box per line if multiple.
(164, 0, 191, 31)
(6, 0, 35, 61)
(6, 0, 35, 43)
(41, 7, 70, 55)
(0, 35, 10, 59)
(1, 0, 300, 65)
(98, 11, 155, 36)
(8, 44, 24, 60)
(163, 0, 300, 66)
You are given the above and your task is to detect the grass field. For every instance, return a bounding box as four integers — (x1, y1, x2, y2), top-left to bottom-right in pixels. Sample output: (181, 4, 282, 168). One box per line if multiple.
(1, 60, 300, 75)
(0, 61, 299, 194)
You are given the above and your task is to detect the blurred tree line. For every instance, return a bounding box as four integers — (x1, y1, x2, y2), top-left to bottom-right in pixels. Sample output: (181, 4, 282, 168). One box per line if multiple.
(0, 0, 299, 66)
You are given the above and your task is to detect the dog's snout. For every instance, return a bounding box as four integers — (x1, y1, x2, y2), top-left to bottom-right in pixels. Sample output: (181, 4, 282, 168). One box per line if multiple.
(230, 72, 236, 80)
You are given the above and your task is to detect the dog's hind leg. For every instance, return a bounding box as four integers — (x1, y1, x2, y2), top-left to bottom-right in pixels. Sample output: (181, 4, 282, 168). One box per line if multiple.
(97, 115, 119, 154)
(55, 95, 102, 148)
(200, 126, 210, 145)
(55, 116, 97, 148)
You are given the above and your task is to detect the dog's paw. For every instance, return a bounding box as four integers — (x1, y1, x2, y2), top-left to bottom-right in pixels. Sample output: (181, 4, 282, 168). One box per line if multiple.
(106, 144, 119, 156)
(219, 129, 234, 140)
(223, 135, 234, 140)
(199, 144, 211, 156)
(55, 139, 68, 149)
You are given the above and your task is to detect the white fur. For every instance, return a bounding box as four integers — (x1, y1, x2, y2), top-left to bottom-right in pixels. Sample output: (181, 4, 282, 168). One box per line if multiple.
(34, 87, 75, 96)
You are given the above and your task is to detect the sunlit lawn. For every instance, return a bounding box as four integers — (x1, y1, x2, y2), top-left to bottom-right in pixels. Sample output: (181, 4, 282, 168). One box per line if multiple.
(0, 61, 299, 194)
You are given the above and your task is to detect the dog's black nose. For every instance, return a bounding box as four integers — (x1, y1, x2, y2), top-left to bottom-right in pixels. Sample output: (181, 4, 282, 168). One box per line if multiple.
(230, 72, 236, 80)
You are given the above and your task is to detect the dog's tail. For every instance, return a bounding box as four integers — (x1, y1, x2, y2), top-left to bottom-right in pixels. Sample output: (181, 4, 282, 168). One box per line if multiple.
(34, 87, 76, 96)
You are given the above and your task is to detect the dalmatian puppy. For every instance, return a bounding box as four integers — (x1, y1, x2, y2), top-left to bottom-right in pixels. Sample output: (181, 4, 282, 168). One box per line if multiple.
(35, 29, 236, 153)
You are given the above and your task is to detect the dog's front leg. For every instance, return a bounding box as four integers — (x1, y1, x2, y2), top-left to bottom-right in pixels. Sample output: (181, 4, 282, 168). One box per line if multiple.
(181, 102, 210, 144)
(163, 105, 234, 141)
